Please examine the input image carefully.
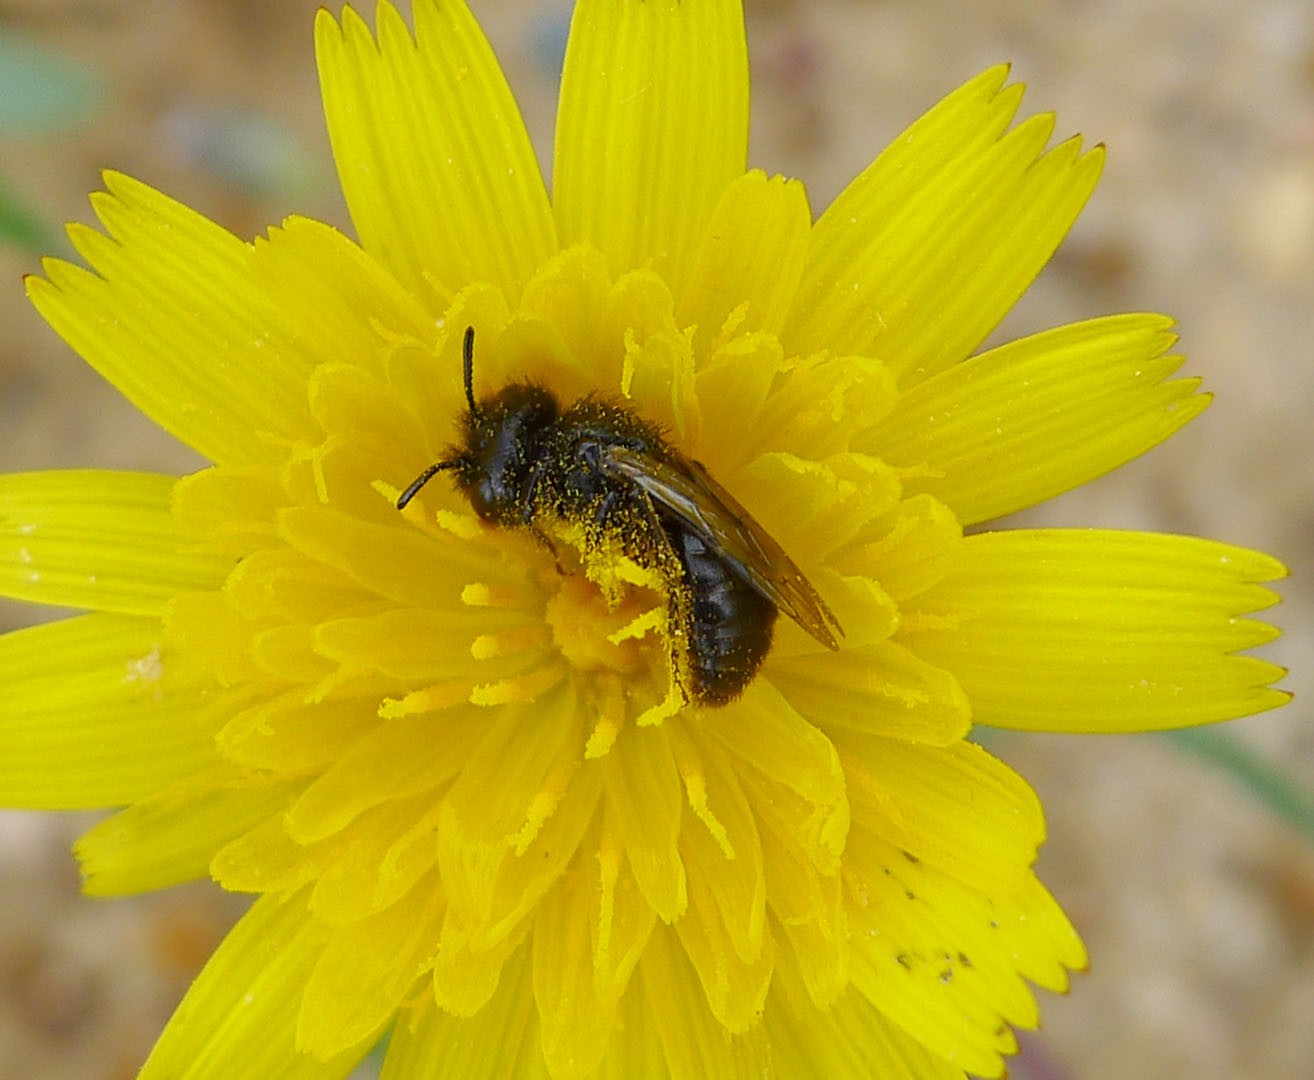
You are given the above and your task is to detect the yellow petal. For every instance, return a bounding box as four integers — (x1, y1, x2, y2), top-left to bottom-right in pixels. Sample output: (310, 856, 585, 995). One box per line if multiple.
(603, 724, 686, 921)
(211, 814, 333, 898)
(217, 691, 379, 773)
(748, 777, 847, 1009)
(691, 332, 788, 468)
(284, 713, 481, 844)
(770, 640, 971, 745)
(163, 590, 288, 687)
(997, 871, 1089, 992)
(249, 216, 435, 376)
(0, 470, 230, 614)
(532, 869, 618, 1077)
(783, 63, 1022, 358)
(311, 607, 501, 683)
(515, 246, 617, 388)
(308, 792, 445, 926)
(711, 681, 850, 865)
(438, 693, 599, 946)
(766, 961, 965, 1079)
(277, 504, 473, 611)
(141, 891, 381, 1079)
(639, 924, 771, 1077)
(904, 529, 1289, 731)
(751, 350, 899, 463)
(555, 0, 748, 292)
(221, 555, 373, 640)
(846, 822, 1086, 1028)
(839, 737, 1044, 895)
(431, 913, 531, 1018)
(76, 765, 301, 896)
(845, 825, 1045, 1077)
(28, 173, 319, 466)
(298, 870, 446, 1059)
(171, 466, 286, 557)
(305, 365, 430, 522)
(0, 614, 234, 808)
(667, 731, 772, 1032)
(590, 819, 659, 1004)
(874, 314, 1208, 524)
(590, 983, 670, 1080)
(736, 451, 904, 565)
(677, 170, 812, 351)
(674, 731, 767, 966)
(770, 883, 847, 1011)
(382, 946, 548, 1080)
(832, 493, 962, 604)
(314, 0, 555, 309)
(786, 68, 1103, 388)
(253, 623, 334, 684)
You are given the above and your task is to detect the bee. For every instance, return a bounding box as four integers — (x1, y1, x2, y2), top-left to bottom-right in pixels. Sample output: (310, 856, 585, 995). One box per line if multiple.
(398, 327, 842, 705)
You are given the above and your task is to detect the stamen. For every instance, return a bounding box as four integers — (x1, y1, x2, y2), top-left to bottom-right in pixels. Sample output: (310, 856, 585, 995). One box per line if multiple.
(470, 662, 567, 706)
(434, 510, 483, 541)
(462, 581, 531, 609)
(379, 679, 474, 718)
(506, 757, 577, 856)
(583, 676, 626, 760)
(608, 607, 664, 645)
(470, 626, 550, 660)
(669, 731, 735, 859)
(635, 680, 684, 728)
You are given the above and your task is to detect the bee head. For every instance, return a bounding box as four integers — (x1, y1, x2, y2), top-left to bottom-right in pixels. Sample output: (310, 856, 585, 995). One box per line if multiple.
(452, 381, 558, 523)
(396, 328, 560, 525)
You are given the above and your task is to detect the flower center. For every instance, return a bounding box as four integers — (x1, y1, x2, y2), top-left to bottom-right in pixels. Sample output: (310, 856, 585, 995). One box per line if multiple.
(538, 514, 671, 666)
(543, 571, 655, 678)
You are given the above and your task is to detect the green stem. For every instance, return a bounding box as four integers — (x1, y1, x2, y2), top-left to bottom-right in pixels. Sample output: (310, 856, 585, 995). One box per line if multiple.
(1162, 727, 1314, 841)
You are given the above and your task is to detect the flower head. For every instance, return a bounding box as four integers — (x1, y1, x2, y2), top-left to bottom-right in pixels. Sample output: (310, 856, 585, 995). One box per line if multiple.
(2, 1, 1288, 1077)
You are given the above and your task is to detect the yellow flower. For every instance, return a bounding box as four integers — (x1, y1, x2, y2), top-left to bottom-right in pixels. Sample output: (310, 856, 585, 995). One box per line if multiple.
(1, 1, 1288, 1077)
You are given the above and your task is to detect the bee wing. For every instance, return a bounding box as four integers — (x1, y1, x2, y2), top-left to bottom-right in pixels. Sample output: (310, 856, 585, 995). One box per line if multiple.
(603, 446, 842, 649)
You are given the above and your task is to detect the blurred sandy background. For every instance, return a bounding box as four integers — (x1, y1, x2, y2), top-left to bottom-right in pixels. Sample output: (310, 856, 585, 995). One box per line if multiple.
(0, 1, 1311, 1077)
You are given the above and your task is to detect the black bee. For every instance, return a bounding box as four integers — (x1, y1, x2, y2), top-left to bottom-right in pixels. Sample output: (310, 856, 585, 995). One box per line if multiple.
(398, 327, 842, 705)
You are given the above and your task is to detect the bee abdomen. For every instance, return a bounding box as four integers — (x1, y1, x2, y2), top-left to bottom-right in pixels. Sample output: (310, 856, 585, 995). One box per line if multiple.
(665, 524, 778, 705)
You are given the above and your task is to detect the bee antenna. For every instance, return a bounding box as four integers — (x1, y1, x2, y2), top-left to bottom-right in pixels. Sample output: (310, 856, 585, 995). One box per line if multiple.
(396, 459, 457, 510)
(462, 326, 479, 418)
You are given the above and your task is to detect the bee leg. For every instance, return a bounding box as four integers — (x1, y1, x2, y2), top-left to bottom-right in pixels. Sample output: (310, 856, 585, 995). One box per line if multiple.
(528, 525, 566, 573)
(628, 492, 698, 703)
(632, 492, 679, 569)
(502, 520, 564, 575)
(520, 457, 552, 527)
(513, 459, 567, 572)
(593, 489, 618, 528)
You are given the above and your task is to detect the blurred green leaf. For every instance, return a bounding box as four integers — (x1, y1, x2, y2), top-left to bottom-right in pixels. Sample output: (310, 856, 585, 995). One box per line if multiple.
(1163, 726, 1314, 842)
(0, 31, 103, 134)
(0, 174, 56, 252)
